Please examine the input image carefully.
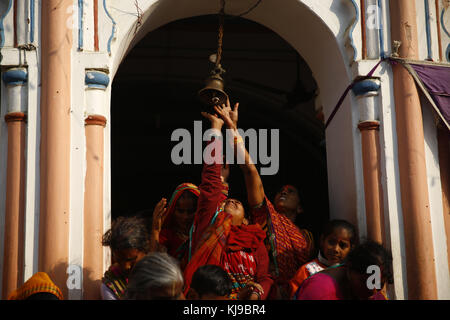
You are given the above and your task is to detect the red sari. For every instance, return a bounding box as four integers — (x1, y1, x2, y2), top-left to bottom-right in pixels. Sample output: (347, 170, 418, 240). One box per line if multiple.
(183, 138, 273, 299)
(250, 197, 315, 298)
(294, 270, 387, 300)
(159, 183, 200, 269)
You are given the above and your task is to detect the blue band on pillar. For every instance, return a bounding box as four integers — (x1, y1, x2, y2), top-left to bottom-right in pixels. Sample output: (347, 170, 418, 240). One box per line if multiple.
(352, 79, 380, 96)
(85, 71, 110, 89)
(2, 68, 28, 85)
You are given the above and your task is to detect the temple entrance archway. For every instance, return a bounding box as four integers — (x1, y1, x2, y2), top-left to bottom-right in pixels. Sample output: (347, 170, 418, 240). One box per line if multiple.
(106, 0, 359, 237)
(111, 15, 329, 239)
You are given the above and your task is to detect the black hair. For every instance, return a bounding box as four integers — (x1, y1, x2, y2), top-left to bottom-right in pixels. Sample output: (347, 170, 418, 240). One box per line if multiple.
(191, 265, 233, 297)
(320, 219, 358, 246)
(346, 239, 394, 284)
(102, 215, 151, 253)
(26, 292, 60, 300)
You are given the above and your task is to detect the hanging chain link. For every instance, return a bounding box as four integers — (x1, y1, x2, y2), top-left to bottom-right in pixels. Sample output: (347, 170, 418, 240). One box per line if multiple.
(214, 0, 262, 73)
(214, 0, 226, 73)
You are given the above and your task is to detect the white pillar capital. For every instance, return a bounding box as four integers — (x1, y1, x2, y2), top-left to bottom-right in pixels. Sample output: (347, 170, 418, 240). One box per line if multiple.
(352, 78, 381, 124)
(84, 69, 110, 118)
(2, 67, 28, 114)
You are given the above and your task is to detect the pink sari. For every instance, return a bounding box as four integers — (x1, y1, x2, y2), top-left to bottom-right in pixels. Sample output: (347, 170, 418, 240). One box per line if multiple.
(295, 272, 387, 300)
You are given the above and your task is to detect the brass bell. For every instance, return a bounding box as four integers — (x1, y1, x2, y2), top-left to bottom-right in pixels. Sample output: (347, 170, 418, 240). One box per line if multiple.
(198, 73, 229, 107)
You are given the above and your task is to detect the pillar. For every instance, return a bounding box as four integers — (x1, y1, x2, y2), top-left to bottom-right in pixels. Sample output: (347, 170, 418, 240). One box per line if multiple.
(39, 0, 72, 298)
(436, 126, 450, 276)
(389, 0, 438, 299)
(1, 68, 27, 298)
(353, 78, 385, 244)
(82, 70, 109, 299)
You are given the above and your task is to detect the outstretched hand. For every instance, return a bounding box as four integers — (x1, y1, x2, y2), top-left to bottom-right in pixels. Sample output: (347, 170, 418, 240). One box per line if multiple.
(213, 99, 239, 129)
(151, 198, 168, 233)
(201, 111, 224, 130)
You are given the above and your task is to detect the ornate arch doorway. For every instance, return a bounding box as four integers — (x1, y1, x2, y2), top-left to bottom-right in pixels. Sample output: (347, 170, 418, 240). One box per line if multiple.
(111, 15, 329, 238)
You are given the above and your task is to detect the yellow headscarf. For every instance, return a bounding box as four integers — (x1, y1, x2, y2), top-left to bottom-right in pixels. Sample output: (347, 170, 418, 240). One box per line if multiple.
(7, 272, 63, 300)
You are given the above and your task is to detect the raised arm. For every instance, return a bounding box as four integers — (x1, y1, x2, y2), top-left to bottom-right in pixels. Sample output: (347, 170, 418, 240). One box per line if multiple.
(191, 112, 227, 251)
(149, 198, 168, 252)
(214, 102, 265, 208)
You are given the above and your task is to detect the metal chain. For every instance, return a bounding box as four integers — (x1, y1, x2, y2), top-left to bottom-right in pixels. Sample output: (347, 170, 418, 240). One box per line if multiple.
(215, 0, 263, 70)
(215, 0, 226, 69)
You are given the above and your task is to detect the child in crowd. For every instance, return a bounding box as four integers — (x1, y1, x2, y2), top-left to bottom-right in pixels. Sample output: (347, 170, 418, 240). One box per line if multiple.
(186, 265, 233, 300)
(101, 215, 151, 300)
(294, 239, 393, 300)
(123, 252, 185, 300)
(289, 219, 357, 297)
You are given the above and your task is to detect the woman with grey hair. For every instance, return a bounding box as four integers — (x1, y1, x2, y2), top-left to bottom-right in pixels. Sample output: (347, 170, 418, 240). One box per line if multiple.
(123, 252, 185, 300)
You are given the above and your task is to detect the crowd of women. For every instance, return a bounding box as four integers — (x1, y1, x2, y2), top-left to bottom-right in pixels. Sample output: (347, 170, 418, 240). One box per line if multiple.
(7, 100, 393, 301)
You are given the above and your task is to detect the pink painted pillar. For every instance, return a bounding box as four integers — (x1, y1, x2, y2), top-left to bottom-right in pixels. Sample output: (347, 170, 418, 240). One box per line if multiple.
(389, 0, 438, 299)
(1, 68, 28, 299)
(352, 79, 385, 244)
(39, 0, 72, 298)
(82, 71, 109, 299)
(437, 126, 450, 277)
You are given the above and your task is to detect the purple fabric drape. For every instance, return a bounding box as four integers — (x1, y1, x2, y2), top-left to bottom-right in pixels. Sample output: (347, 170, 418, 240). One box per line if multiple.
(410, 63, 450, 127)
(324, 59, 449, 130)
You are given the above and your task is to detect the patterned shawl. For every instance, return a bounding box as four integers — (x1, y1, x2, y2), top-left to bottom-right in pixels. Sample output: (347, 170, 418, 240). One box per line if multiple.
(102, 264, 128, 299)
(251, 196, 314, 283)
(183, 207, 266, 297)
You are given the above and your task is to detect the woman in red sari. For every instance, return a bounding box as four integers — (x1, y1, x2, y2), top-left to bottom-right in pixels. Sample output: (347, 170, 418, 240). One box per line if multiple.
(183, 107, 273, 300)
(250, 186, 315, 299)
(212, 100, 314, 299)
(151, 183, 200, 269)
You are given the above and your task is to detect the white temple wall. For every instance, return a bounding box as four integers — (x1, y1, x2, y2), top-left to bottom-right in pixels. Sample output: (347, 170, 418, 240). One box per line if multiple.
(0, 0, 448, 299)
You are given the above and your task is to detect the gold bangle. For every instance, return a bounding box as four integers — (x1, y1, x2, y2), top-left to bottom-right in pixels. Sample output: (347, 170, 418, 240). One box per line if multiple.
(234, 135, 244, 145)
(252, 291, 261, 300)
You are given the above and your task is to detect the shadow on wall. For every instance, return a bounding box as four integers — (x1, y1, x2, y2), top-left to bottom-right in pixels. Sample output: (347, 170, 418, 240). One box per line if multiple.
(48, 261, 103, 300)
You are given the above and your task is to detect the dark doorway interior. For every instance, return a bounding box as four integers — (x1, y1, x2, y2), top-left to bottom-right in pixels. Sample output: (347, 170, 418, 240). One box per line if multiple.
(111, 15, 329, 241)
